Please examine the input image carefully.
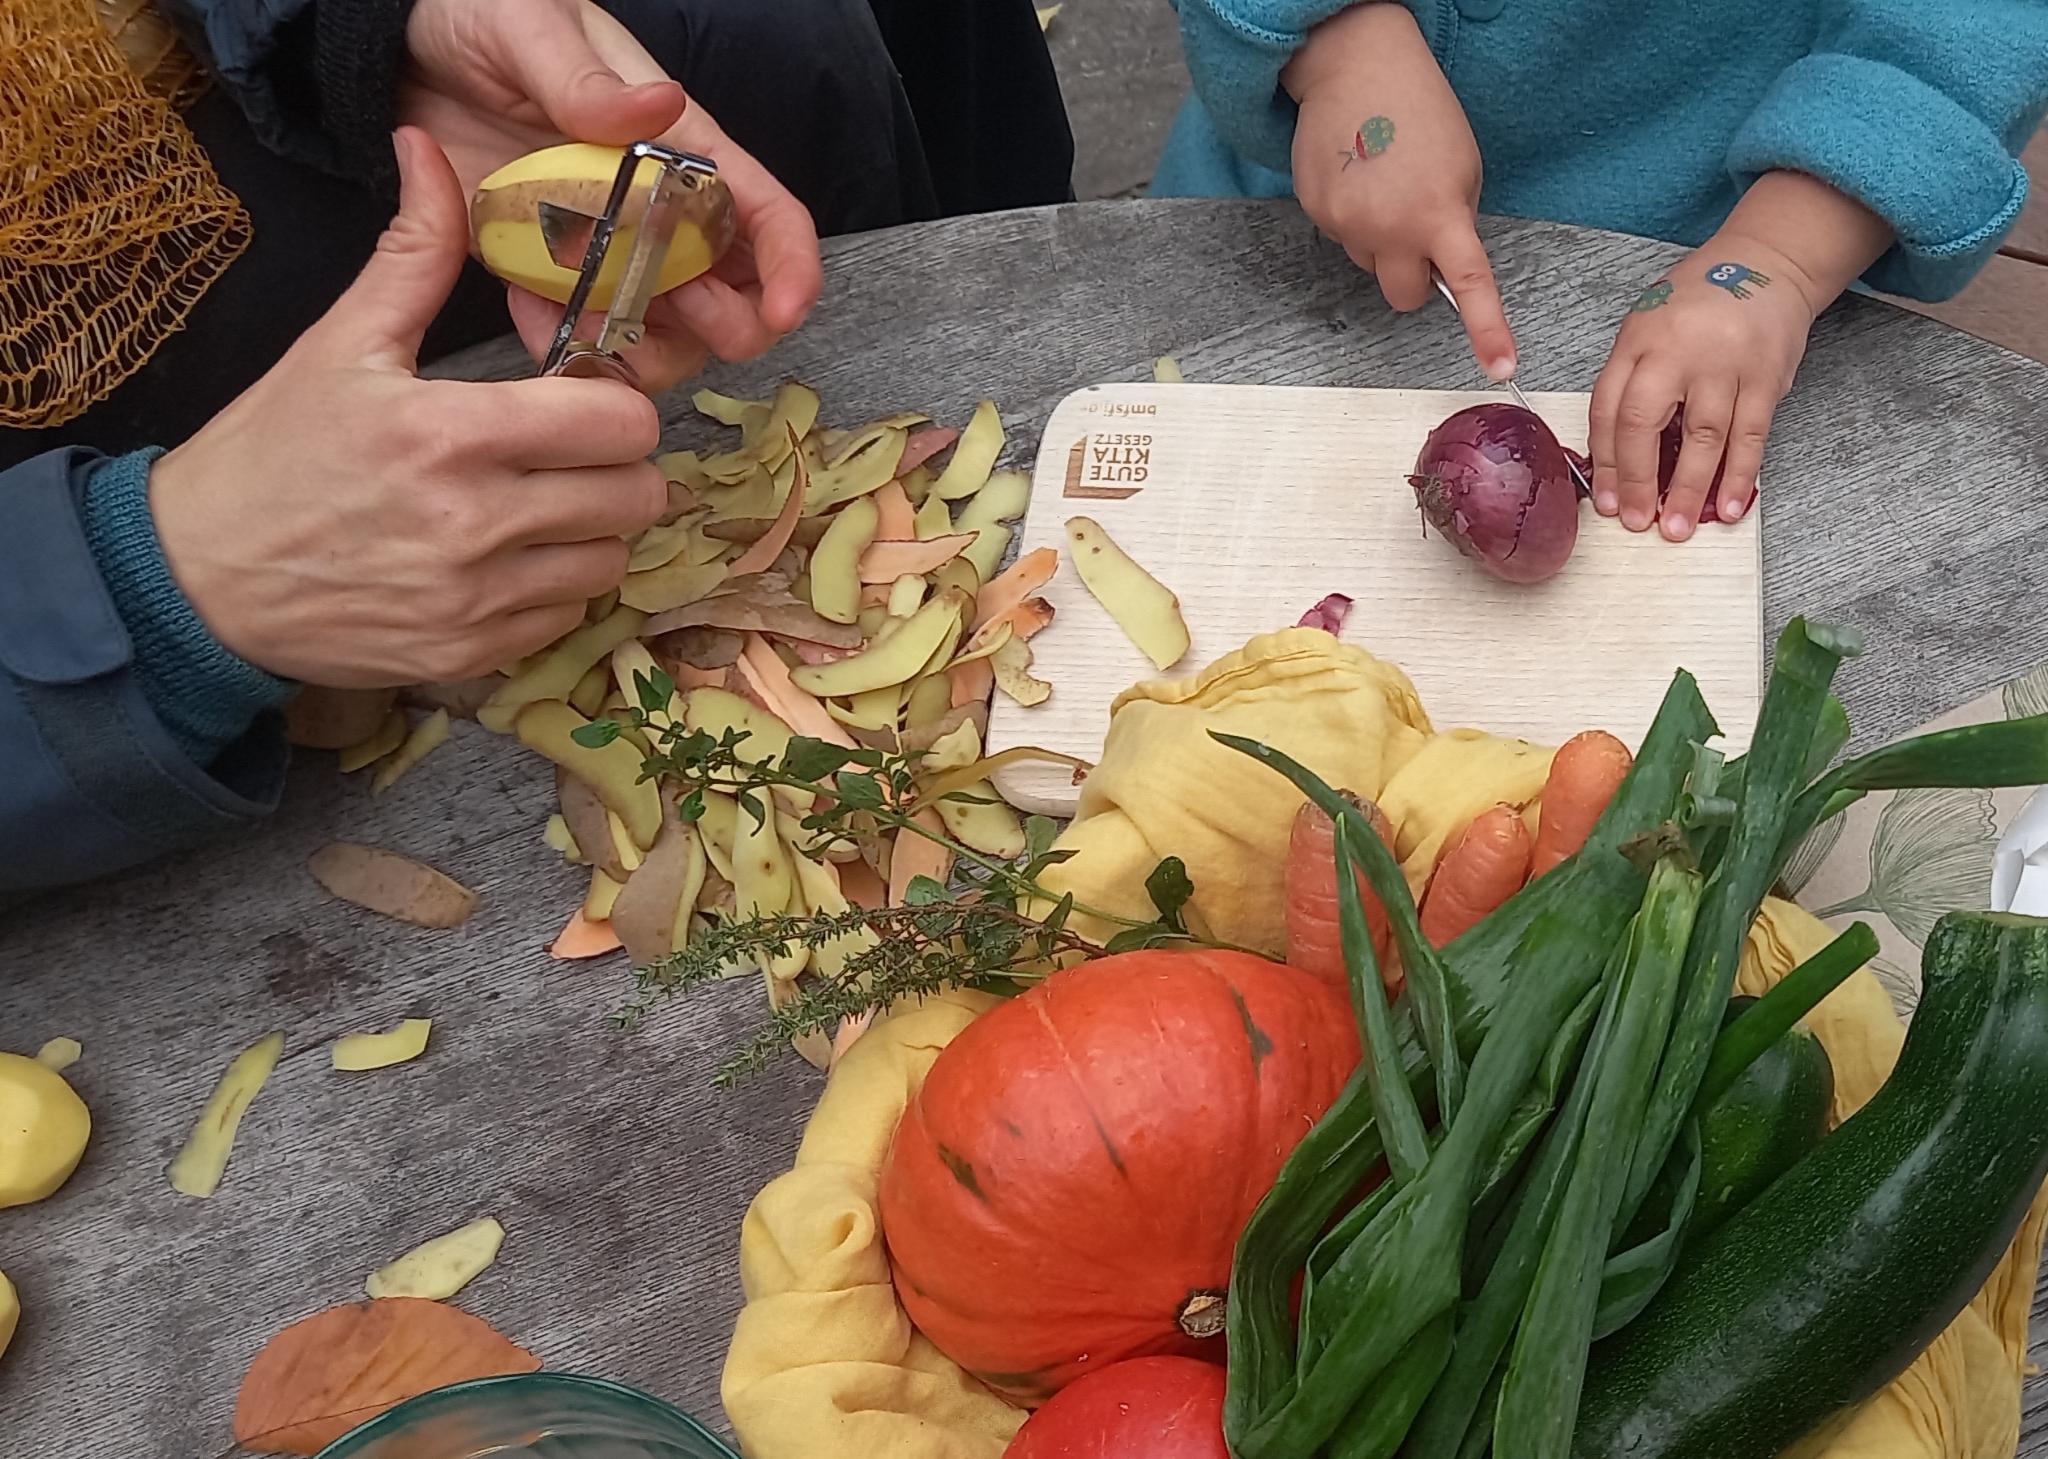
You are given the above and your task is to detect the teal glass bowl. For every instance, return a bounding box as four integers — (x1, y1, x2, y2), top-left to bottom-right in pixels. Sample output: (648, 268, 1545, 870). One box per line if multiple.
(315, 1372, 741, 1459)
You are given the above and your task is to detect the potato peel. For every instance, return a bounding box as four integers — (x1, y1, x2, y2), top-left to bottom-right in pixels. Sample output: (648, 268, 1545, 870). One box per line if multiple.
(338, 709, 407, 774)
(932, 400, 1005, 501)
(990, 636, 1052, 707)
(1066, 515, 1190, 670)
(331, 1019, 432, 1072)
(370, 709, 450, 795)
(364, 1217, 506, 1301)
(168, 1031, 285, 1199)
(309, 844, 479, 929)
(33, 1037, 81, 1074)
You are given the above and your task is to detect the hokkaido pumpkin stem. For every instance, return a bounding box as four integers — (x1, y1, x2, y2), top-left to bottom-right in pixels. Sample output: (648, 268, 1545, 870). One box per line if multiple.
(1178, 1289, 1229, 1339)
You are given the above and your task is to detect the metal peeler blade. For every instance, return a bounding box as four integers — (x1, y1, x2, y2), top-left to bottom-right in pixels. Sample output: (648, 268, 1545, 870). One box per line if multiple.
(539, 141, 720, 388)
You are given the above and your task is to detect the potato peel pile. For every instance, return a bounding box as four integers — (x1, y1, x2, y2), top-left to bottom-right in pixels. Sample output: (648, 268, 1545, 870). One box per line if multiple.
(285, 385, 1198, 1070)
(353, 386, 1081, 1049)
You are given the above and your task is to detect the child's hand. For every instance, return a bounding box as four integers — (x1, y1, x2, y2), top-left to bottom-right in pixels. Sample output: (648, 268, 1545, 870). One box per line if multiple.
(1283, 3, 1515, 380)
(1590, 237, 1819, 540)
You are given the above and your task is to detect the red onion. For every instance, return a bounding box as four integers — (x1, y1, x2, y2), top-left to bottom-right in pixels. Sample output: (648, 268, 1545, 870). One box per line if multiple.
(1297, 593, 1354, 634)
(1656, 411, 1742, 522)
(1576, 410, 1753, 523)
(1409, 403, 1581, 584)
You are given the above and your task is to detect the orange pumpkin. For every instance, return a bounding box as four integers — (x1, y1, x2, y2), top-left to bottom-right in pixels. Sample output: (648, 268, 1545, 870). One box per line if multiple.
(879, 950, 1359, 1403)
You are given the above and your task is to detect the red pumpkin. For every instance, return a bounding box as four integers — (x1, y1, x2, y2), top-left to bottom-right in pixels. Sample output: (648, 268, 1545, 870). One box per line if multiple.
(879, 949, 1358, 1403)
(1004, 1357, 1228, 1458)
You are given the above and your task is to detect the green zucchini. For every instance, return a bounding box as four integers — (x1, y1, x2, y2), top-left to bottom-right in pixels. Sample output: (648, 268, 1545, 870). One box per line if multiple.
(1690, 996, 1833, 1239)
(1573, 911, 2048, 1459)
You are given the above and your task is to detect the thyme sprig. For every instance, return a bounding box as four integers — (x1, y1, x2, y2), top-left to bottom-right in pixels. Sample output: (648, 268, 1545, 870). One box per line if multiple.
(576, 667, 1221, 1082)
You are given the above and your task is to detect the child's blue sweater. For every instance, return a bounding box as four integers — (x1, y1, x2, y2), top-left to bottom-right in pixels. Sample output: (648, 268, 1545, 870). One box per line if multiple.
(1156, 0, 2048, 302)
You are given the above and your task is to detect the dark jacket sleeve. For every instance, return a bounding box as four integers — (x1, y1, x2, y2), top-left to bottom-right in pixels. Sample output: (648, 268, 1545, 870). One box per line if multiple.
(161, 0, 417, 194)
(0, 451, 288, 895)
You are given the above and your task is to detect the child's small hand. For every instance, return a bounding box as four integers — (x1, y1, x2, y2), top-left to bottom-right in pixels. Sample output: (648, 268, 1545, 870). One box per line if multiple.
(1283, 3, 1516, 380)
(1590, 237, 1818, 540)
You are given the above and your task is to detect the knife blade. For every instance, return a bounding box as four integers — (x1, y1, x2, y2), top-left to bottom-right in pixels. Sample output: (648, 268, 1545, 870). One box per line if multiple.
(1429, 269, 1594, 498)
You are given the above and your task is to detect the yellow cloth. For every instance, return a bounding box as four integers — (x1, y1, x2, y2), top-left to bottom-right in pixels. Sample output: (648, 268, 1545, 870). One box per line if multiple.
(722, 632, 2047, 1459)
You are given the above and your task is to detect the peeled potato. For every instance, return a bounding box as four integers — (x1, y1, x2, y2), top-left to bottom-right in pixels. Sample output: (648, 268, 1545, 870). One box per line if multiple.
(0, 1053, 90, 1208)
(471, 142, 736, 308)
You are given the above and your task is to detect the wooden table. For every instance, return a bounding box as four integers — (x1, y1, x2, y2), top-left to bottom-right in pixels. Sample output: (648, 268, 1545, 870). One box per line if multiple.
(5, 202, 2047, 1457)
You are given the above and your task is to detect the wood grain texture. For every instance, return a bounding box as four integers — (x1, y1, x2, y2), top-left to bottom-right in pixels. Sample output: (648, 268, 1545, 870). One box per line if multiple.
(6, 201, 2048, 1458)
(985, 383, 1761, 816)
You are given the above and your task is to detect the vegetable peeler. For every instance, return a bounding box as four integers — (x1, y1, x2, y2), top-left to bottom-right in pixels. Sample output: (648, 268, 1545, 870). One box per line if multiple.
(1430, 269, 1595, 498)
(538, 140, 721, 389)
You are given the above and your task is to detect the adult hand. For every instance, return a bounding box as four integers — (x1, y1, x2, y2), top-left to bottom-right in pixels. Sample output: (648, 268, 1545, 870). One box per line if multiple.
(400, 0, 823, 392)
(151, 130, 668, 687)
(1284, 2, 1516, 380)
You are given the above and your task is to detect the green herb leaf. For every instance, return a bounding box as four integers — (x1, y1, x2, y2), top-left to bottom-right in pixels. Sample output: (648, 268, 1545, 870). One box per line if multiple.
(834, 771, 886, 809)
(679, 788, 706, 823)
(1145, 856, 1195, 932)
(634, 667, 677, 715)
(737, 789, 767, 830)
(1024, 815, 1060, 863)
(783, 736, 856, 783)
(904, 875, 950, 906)
(571, 718, 622, 749)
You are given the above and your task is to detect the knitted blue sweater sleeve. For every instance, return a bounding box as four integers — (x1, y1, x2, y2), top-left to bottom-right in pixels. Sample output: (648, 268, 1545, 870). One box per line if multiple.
(1728, 0, 2048, 302)
(78, 448, 296, 765)
(1173, 0, 1368, 175)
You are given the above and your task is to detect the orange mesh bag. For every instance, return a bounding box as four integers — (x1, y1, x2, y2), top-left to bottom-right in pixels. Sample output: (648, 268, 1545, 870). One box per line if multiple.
(1, 0, 251, 429)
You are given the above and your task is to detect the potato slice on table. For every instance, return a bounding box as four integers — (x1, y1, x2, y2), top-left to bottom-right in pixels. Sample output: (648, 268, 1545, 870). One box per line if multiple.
(331, 1019, 432, 1072)
(365, 1217, 505, 1301)
(168, 1031, 284, 1199)
(1065, 516, 1190, 670)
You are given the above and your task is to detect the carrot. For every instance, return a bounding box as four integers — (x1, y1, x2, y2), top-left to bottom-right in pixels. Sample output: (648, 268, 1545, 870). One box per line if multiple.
(1285, 793, 1398, 994)
(1529, 729, 1633, 877)
(1419, 804, 1533, 948)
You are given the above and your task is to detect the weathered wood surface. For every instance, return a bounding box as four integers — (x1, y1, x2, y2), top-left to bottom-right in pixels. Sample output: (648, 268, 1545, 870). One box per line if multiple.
(4, 201, 2047, 1458)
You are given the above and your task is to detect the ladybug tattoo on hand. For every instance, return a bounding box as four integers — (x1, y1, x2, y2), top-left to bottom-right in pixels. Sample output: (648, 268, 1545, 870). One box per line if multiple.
(1341, 115, 1397, 168)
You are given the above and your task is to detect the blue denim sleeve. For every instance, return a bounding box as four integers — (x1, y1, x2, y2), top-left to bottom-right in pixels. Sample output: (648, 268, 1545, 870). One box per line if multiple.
(1728, 0, 2048, 301)
(0, 449, 291, 894)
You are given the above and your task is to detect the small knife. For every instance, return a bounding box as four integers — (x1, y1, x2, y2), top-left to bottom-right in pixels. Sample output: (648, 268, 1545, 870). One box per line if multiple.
(1429, 269, 1595, 499)
(540, 140, 720, 389)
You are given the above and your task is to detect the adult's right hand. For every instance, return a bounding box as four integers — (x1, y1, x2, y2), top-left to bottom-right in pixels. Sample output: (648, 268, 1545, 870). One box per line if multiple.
(150, 128, 667, 688)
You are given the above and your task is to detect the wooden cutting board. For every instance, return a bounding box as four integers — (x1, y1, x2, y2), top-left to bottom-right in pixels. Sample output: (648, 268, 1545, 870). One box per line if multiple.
(984, 383, 1763, 818)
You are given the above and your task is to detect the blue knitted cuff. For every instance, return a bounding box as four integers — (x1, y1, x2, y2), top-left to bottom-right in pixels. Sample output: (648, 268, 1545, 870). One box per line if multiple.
(78, 448, 296, 766)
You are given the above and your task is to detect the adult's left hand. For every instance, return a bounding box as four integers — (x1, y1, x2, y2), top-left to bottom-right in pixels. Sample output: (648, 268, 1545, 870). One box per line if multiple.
(400, 0, 823, 390)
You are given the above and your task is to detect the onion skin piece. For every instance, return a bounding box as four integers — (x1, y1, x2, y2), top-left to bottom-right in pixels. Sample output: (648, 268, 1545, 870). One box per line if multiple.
(1410, 404, 1581, 585)
(1297, 594, 1354, 634)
